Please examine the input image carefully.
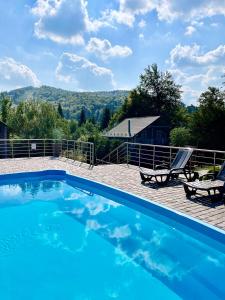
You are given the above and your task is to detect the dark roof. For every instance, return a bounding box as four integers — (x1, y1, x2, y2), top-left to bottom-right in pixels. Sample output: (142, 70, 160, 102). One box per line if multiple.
(103, 116, 160, 138)
(0, 120, 7, 127)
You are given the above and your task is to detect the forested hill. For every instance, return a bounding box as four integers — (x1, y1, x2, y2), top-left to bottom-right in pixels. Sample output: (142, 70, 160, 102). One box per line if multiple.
(7, 85, 129, 121)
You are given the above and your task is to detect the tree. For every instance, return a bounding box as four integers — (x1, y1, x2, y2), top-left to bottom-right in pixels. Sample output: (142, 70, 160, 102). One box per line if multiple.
(190, 87, 225, 150)
(0, 94, 12, 123)
(100, 107, 111, 130)
(170, 127, 191, 147)
(57, 103, 64, 118)
(114, 64, 182, 124)
(78, 107, 86, 126)
(8, 100, 69, 139)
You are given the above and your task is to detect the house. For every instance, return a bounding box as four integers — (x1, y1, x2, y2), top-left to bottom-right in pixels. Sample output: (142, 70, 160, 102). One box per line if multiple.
(0, 121, 8, 158)
(103, 116, 169, 145)
(0, 121, 8, 139)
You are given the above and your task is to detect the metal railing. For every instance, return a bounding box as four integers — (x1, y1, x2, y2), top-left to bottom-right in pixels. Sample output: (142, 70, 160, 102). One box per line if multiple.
(0, 139, 94, 168)
(98, 142, 225, 171)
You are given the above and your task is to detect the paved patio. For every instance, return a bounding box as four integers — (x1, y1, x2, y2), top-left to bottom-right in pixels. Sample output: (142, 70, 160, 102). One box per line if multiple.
(0, 157, 225, 231)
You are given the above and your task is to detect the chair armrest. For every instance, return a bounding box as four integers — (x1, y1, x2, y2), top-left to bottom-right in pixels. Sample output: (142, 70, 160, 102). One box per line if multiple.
(199, 173, 216, 181)
(155, 162, 170, 170)
(169, 167, 184, 174)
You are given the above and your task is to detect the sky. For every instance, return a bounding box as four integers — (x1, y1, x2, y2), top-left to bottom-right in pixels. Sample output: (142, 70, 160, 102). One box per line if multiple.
(0, 0, 225, 105)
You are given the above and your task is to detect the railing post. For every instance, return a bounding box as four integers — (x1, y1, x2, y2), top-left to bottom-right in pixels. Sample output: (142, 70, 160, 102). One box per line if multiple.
(139, 144, 141, 167)
(126, 143, 129, 165)
(117, 149, 119, 164)
(213, 152, 216, 172)
(44, 139, 46, 157)
(73, 140, 76, 161)
(92, 143, 94, 167)
(169, 147, 172, 167)
(67, 140, 68, 159)
(153, 145, 155, 169)
(11, 140, 14, 158)
(28, 140, 30, 158)
(60, 140, 63, 157)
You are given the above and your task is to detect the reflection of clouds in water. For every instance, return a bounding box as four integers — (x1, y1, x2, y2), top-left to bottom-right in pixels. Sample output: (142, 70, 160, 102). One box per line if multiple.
(37, 223, 75, 254)
(60, 190, 213, 283)
(114, 246, 137, 267)
(150, 230, 167, 246)
(206, 255, 223, 267)
(86, 219, 107, 231)
(69, 195, 185, 280)
(133, 249, 184, 280)
(105, 288, 119, 299)
(52, 210, 64, 217)
(72, 207, 85, 218)
(86, 201, 111, 216)
(65, 192, 87, 201)
(109, 225, 131, 239)
(72, 196, 121, 217)
(134, 223, 141, 231)
(135, 212, 141, 219)
(0, 185, 22, 198)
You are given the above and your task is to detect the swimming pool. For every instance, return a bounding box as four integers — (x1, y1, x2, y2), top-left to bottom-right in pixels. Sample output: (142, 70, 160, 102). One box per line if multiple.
(0, 170, 224, 300)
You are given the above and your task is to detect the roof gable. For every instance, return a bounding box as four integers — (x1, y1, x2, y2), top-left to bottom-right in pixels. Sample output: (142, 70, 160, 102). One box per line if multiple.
(104, 116, 160, 138)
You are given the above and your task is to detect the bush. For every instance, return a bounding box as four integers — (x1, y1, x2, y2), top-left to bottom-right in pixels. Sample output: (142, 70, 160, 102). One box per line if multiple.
(170, 127, 191, 147)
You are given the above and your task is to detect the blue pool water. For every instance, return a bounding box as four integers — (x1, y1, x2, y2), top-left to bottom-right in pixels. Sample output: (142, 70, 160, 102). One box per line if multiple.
(0, 171, 224, 300)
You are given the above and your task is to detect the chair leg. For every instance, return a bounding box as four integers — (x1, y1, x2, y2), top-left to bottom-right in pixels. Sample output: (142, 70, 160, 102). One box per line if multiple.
(184, 184, 196, 197)
(140, 172, 152, 183)
(185, 171, 199, 182)
(155, 175, 170, 185)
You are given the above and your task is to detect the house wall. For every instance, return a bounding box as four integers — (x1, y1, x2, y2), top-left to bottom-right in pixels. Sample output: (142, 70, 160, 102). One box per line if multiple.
(133, 118, 169, 145)
(0, 123, 8, 139)
(133, 126, 168, 145)
(0, 123, 8, 158)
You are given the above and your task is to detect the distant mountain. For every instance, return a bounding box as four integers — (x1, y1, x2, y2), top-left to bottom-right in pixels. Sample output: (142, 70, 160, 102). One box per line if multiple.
(7, 86, 129, 121)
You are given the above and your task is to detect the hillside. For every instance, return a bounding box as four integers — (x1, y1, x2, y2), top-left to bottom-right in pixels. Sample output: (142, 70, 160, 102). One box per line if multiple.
(7, 86, 129, 121)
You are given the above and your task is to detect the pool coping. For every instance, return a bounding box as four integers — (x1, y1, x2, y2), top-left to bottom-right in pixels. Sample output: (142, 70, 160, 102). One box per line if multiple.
(0, 169, 224, 245)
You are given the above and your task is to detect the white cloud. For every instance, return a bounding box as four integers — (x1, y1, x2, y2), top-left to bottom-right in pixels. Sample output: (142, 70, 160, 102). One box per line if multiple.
(102, 0, 154, 27)
(56, 52, 115, 90)
(156, 0, 225, 22)
(86, 37, 132, 60)
(168, 44, 225, 105)
(0, 57, 41, 91)
(138, 19, 146, 28)
(169, 44, 225, 67)
(139, 33, 144, 40)
(185, 26, 196, 36)
(101, 9, 135, 27)
(31, 0, 109, 45)
(102, 0, 225, 27)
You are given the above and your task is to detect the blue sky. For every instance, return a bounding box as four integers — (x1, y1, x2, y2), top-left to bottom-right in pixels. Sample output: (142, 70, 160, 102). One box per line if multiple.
(0, 0, 225, 104)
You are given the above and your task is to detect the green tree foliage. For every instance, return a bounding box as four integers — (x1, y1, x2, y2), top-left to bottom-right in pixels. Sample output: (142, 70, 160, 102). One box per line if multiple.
(79, 107, 86, 126)
(100, 107, 111, 130)
(57, 103, 64, 118)
(170, 127, 191, 147)
(190, 87, 225, 150)
(7, 86, 128, 122)
(171, 104, 191, 128)
(8, 100, 70, 139)
(114, 64, 182, 124)
(0, 94, 12, 123)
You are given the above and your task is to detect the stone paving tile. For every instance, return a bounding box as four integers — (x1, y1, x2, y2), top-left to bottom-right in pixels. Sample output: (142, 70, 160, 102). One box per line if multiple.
(0, 157, 225, 231)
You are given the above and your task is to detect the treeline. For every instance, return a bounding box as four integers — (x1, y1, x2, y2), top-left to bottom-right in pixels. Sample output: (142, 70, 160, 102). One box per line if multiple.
(7, 86, 128, 122)
(1, 63, 225, 154)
